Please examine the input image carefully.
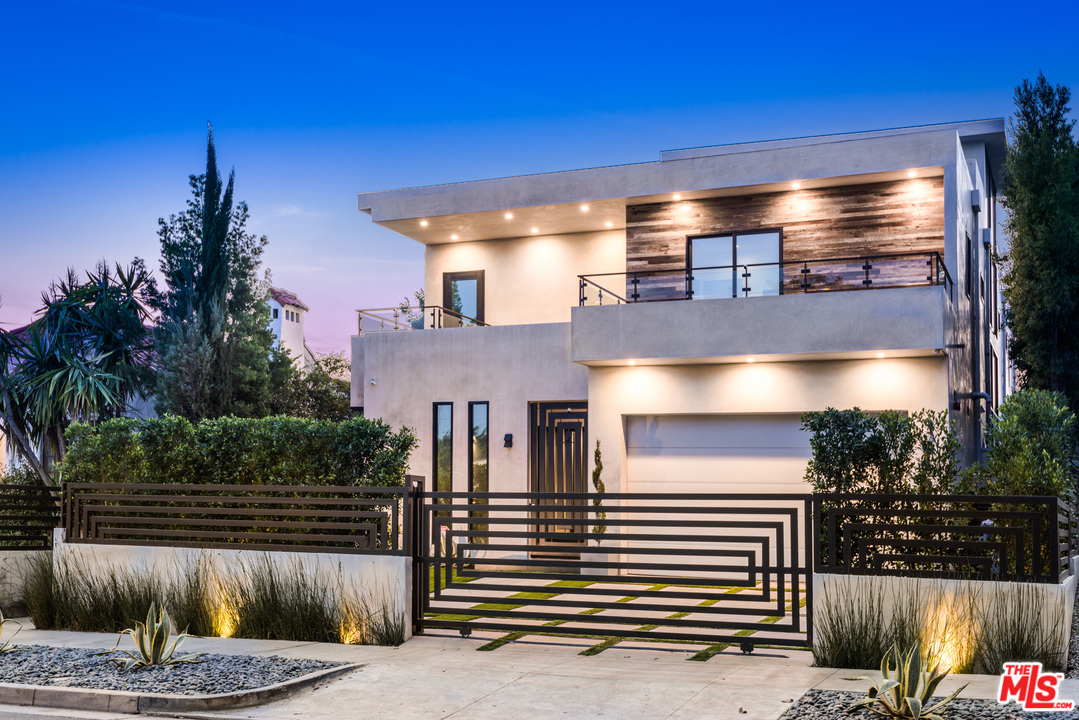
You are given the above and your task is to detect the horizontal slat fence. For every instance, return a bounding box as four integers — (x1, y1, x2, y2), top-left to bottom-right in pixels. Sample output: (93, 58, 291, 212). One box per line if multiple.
(813, 494, 1071, 583)
(0, 484, 60, 549)
(64, 482, 409, 555)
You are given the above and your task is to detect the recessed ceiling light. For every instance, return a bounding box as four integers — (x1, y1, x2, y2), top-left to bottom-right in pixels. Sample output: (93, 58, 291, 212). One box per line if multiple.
(531, 227, 539, 234)
(505, 212, 514, 219)
(746, 357, 756, 363)
(791, 182, 801, 190)
(908, 170, 917, 178)
(450, 234, 459, 240)
(876, 352, 885, 358)
(420, 220, 428, 227)
(628, 360, 636, 366)
(672, 194, 682, 201)
(605, 221, 613, 228)
(581, 205, 590, 212)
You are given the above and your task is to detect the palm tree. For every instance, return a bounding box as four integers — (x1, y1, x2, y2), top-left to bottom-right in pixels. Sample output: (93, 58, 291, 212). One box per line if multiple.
(0, 261, 155, 484)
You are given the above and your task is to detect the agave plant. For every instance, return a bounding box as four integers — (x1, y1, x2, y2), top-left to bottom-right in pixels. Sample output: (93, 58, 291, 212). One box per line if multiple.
(847, 643, 967, 719)
(0, 610, 20, 653)
(106, 602, 202, 670)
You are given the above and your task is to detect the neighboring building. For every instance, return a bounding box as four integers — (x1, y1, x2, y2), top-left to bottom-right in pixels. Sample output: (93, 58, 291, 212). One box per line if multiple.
(268, 287, 316, 369)
(352, 120, 1007, 502)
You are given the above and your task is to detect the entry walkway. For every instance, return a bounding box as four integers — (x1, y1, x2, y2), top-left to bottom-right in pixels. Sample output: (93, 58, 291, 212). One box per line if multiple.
(0, 622, 1074, 719)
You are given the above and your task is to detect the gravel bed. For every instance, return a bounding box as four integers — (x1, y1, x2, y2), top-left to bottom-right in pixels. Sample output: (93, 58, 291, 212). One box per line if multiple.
(780, 690, 1078, 720)
(0, 644, 343, 696)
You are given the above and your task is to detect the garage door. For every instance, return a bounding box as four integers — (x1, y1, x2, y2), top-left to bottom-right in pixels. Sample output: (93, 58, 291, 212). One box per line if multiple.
(626, 414, 812, 495)
(623, 414, 812, 580)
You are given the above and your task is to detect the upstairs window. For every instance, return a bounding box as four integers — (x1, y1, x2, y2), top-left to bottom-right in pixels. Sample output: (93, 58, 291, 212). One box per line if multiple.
(443, 271, 485, 326)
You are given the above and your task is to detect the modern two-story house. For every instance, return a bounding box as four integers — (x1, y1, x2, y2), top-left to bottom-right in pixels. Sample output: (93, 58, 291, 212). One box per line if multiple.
(352, 120, 1007, 508)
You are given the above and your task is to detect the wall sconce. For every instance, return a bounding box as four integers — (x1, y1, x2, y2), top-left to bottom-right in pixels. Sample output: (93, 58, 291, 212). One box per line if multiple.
(504, 433, 513, 448)
(370, 378, 377, 386)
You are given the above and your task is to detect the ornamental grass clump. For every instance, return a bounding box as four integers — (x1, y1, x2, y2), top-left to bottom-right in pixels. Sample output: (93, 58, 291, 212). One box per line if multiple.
(847, 643, 966, 720)
(104, 602, 201, 670)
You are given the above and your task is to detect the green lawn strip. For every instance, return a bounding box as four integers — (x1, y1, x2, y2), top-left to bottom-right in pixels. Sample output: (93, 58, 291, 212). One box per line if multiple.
(471, 602, 524, 611)
(546, 579, 594, 588)
(476, 632, 526, 651)
(428, 613, 479, 622)
(688, 643, 730, 661)
(427, 567, 478, 592)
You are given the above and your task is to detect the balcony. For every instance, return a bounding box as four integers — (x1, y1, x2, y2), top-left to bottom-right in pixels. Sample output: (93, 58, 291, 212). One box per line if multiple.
(356, 306, 489, 335)
(571, 252, 955, 366)
(578, 252, 952, 306)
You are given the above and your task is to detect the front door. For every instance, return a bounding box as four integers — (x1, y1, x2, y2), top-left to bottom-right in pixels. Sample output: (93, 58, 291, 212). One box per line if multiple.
(529, 402, 588, 548)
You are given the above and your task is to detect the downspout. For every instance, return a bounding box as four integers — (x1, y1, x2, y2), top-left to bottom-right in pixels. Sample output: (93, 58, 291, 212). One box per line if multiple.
(954, 391, 993, 464)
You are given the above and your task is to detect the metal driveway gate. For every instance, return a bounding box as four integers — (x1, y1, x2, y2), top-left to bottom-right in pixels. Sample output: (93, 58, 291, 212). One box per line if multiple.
(411, 487, 813, 649)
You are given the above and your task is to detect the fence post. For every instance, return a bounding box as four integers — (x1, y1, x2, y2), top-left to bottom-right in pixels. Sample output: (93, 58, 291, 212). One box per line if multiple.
(407, 475, 426, 636)
(1049, 497, 1061, 582)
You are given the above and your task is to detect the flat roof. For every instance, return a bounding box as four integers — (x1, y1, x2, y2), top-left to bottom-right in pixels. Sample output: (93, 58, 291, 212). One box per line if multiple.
(358, 119, 1006, 245)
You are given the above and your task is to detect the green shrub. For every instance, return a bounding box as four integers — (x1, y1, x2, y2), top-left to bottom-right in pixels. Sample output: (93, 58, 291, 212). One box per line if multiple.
(802, 409, 959, 495)
(62, 415, 416, 488)
(958, 389, 1077, 499)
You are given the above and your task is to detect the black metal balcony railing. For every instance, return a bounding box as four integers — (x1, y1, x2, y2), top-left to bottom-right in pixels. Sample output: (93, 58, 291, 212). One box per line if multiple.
(578, 252, 953, 306)
(357, 306, 488, 335)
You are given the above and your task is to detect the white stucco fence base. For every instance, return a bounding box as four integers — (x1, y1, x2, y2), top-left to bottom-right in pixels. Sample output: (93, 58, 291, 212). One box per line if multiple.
(0, 550, 50, 610)
(813, 562, 1078, 669)
(52, 529, 412, 640)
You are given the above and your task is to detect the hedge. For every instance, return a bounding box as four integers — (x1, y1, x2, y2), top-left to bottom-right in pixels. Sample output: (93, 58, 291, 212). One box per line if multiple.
(62, 415, 417, 487)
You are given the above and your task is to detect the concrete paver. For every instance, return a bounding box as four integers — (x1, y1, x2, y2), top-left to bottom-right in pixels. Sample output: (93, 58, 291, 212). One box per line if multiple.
(0, 621, 1074, 719)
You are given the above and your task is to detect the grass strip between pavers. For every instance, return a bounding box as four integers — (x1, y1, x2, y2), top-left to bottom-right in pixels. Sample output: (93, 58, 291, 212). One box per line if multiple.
(431, 574, 809, 657)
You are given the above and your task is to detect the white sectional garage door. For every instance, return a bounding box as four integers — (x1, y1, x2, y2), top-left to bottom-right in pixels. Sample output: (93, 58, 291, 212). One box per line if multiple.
(626, 414, 812, 495)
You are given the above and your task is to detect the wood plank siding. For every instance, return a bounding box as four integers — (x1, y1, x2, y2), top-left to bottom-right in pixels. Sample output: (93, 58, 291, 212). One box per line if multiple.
(627, 177, 944, 269)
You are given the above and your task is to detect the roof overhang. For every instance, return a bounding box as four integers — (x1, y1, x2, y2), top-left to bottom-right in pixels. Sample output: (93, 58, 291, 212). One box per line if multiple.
(358, 119, 1006, 246)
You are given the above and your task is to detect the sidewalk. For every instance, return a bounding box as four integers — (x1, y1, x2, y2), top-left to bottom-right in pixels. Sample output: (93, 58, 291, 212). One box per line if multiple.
(0, 621, 1075, 719)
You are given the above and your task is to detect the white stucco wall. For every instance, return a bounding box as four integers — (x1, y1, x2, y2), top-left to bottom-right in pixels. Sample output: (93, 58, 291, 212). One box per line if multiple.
(424, 230, 625, 326)
(0, 550, 48, 610)
(359, 323, 587, 491)
(588, 356, 951, 494)
(813, 572, 1076, 670)
(53, 530, 411, 640)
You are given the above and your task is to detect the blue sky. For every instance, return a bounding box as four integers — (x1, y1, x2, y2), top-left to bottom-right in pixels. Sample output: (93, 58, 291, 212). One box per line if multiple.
(1, 0, 1076, 353)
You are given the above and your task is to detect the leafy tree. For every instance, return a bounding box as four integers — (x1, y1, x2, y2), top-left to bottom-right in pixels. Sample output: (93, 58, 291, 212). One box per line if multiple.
(152, 126, 275, 420)
(269, 351, 352, 420)
(1000, 72, 1079, 410)
(0, 261, 154, 484)
(958, 389, 1077, 499)
(801, 408, 960, 495)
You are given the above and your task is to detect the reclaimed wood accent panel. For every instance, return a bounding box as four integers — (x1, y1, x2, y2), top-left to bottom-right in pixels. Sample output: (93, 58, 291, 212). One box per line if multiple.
(626, 177, 945, 275)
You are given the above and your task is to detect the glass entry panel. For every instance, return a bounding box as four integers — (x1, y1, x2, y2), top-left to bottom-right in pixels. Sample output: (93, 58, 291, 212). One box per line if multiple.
(690, 235, 735, 299)
(442, 271, 484, 327)
(433, 403, 452, 517)
(468, 402, 489, 542)
(738, 231, 781, 296)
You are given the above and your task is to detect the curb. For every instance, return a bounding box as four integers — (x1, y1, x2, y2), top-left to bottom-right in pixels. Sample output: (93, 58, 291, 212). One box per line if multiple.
(0, 662, 363, 714)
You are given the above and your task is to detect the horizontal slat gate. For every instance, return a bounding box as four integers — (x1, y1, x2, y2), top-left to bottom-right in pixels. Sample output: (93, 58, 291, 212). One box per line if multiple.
(414, 490, 812, 648)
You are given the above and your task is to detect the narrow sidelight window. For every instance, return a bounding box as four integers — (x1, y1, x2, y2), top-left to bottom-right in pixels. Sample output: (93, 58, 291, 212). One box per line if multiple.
(468, 402, 489, 542)
(433, 403, 452, 515)
(442, 271, 485, 326)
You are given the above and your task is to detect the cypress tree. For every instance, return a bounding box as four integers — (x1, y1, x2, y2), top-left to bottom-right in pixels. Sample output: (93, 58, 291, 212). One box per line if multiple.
(1000, 72, 1079, 410)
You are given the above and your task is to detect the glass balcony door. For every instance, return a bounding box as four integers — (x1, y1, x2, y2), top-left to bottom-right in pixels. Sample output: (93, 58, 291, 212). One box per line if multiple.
(689, 230, 781, 298)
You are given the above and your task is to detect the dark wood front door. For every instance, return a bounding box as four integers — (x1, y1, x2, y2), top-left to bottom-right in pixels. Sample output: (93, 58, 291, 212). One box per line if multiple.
(529, 402, 588, 547)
